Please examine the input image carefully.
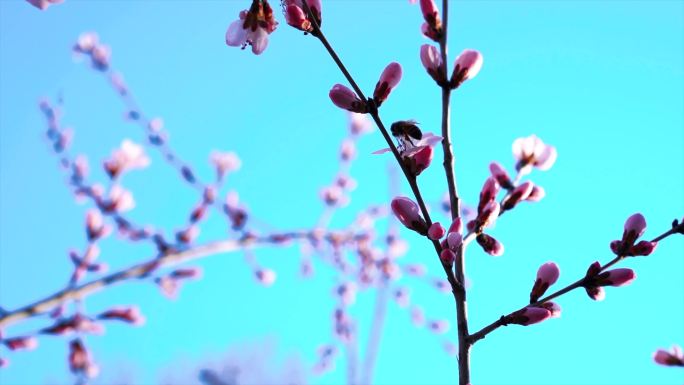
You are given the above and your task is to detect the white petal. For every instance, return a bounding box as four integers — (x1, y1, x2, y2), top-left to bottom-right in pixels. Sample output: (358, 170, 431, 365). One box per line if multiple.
(249, 28, 269, 55)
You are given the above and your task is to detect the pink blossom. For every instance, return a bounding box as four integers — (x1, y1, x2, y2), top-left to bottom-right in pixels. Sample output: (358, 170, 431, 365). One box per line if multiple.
(373, 62, 402, 106)
(600, 268, 636, 287)
(255, 268, 277, 286)
(508, 307, 552, 326)
(446, 232, 462, 251)
(447, 217, 463, 236)
(610, 213, 655, 257)
(103, 139, 150, 178)
(489, 162, 513, 189)
(420, 44, 444, 83)
(98, 306, 145, 326)
(335, 282, 357, 306)
(69, 339, 99, 379)
(320, 185, 348, 207)
(374, 132, 442, 176)
(419, 0, 442, 41)
(394, 287, 411, 307)
(428, 319, 450, 334)
(584, 262, 636, 300)
(4, 336, 38, 351)
(477, 177, 500, 214)
(653, 345, 684, 366)
(451, 49, 484, 88)
(176, 225, 200, 244)
(349, 112, 372, 135)
(476, 233, 504, 256)
(225, 0, 278, 55)
(391, 196, 428, 235)
(530, 262, 560, 303)
(26, 0, 63, 10)
(85, 209, 109, 241)
(502, 181, 535, 211)
(102, 185, 135, 213)
(512, 135, 557, 174)
(329, 84, 367, 113)
(440, 248, 456, 265)
(428, 222, 445, 240)
(210, 151, 241, 178)
(283, 0, 322, 32)
(410, 306, 425, 326)
(340, 139, 356, 161)
(526, 185, 546, 202)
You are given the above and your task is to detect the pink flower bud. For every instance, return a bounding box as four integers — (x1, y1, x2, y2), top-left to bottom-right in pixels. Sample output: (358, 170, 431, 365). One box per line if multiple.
(428, 222, 445, 240)
(285, 3, 311, 31)
(601, 268, 636, 287)
(450, 49, 483, 88)
(476, 234, 504, 256)
(255, 268, 276, 286)
(477, 177, 499, 213)
(629, 240, 657, 256)
(530, 262, 560, 303)
(538, 302, 561, 318)
(622, 213, 647, 245)
(489, 162, 513, 189)
(419, 0, 442, 41)
(478, 201, 501, 230)
(373, 62, 402, 106)
(526, 185, 546, 202)
(446, 232, 462, 251)
(428, 319, 450, 334)
(420, 44, 443, 83)
(391, 197, 428, 235)
(585, 285, 606, 301)
(98, 306, 145, 326)
(448, 217, 463, 235)
(404, 145, 433, 176)
(405, 264, 427, 277)
(502, 181, 534, 211)
(329, 84, 366, 113)
(653, 345, 684, 366)
(507, 307, 552, 326)
(440, 248, 456, 265)
(4, 336, 38, 351)
(69, 339, 99, 378)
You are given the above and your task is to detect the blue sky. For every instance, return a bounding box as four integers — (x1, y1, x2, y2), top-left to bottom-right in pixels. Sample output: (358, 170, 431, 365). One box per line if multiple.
(1, 1, 683, 384)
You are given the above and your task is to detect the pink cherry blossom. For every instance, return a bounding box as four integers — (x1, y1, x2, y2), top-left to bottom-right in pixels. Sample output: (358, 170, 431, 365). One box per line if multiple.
(428, 222, 446, 240)
(489, 162, 513, 189)
(530, 262, 560, 303)
(283, 0, 322, 32)
(225, 0, 278, 55)
(420, 44, 444, 83)
(26, 0, 63, 11)
(653, 345, 684, 366)
(373, 62, 402, 106)
(419, 0, 442, 41)
(512, 135, 557, 174)
(391, 196, 428, 235)
(374, 132, 442, 176)
(508, 306, 552, 326)
(329, 84, 367, 113)
(210, 151, 241, 178)
(102, 185, 135, 213)
(610, 213, 656, 257)
(103, 139, 150, 178)
(451, 49, 483, 88)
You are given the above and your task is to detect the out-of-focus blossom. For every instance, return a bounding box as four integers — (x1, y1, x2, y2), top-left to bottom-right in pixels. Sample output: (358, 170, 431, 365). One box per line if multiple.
(320, 185, 349, 207)
(349, 112, 372, 135)
(512, 135, 557, 174)
(225, 0, 278, 55)
(526, 185, 546, 202)
(97, 306, 145, 326)
(373, 62, 402, 106)
(102, 185, 135, 213)
(335, 282, 357, 305)
(419, 0, 442, 41)
(394, 287, 411, 307)
(391, 196, 428, 235)
(103, 139, 150, 178)
(610, 213, 657, 257)
(26, 0, 63, 10)
(85, 209, 109, 241)
(450, 49, 483, 88)
(428, 319, 450, 334)
(530, 262, 560, 303)
(653, 345, 684, 367)
(489, 162, 513, 190)
(340, 139, 356, 161)
(69, 339, 99, 379)
(210, 151, 241, 179)
(283, 0, 322, 32)
(176, 225, 200, 244)
(420, 44, 444, 83)
(3, 336, 38, 351)
(329, 84, 367, 113)
(255, 268, 277, 286)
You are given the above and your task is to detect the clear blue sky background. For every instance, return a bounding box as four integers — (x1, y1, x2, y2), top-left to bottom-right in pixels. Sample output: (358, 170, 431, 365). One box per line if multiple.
(1, 1, 683, 384)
